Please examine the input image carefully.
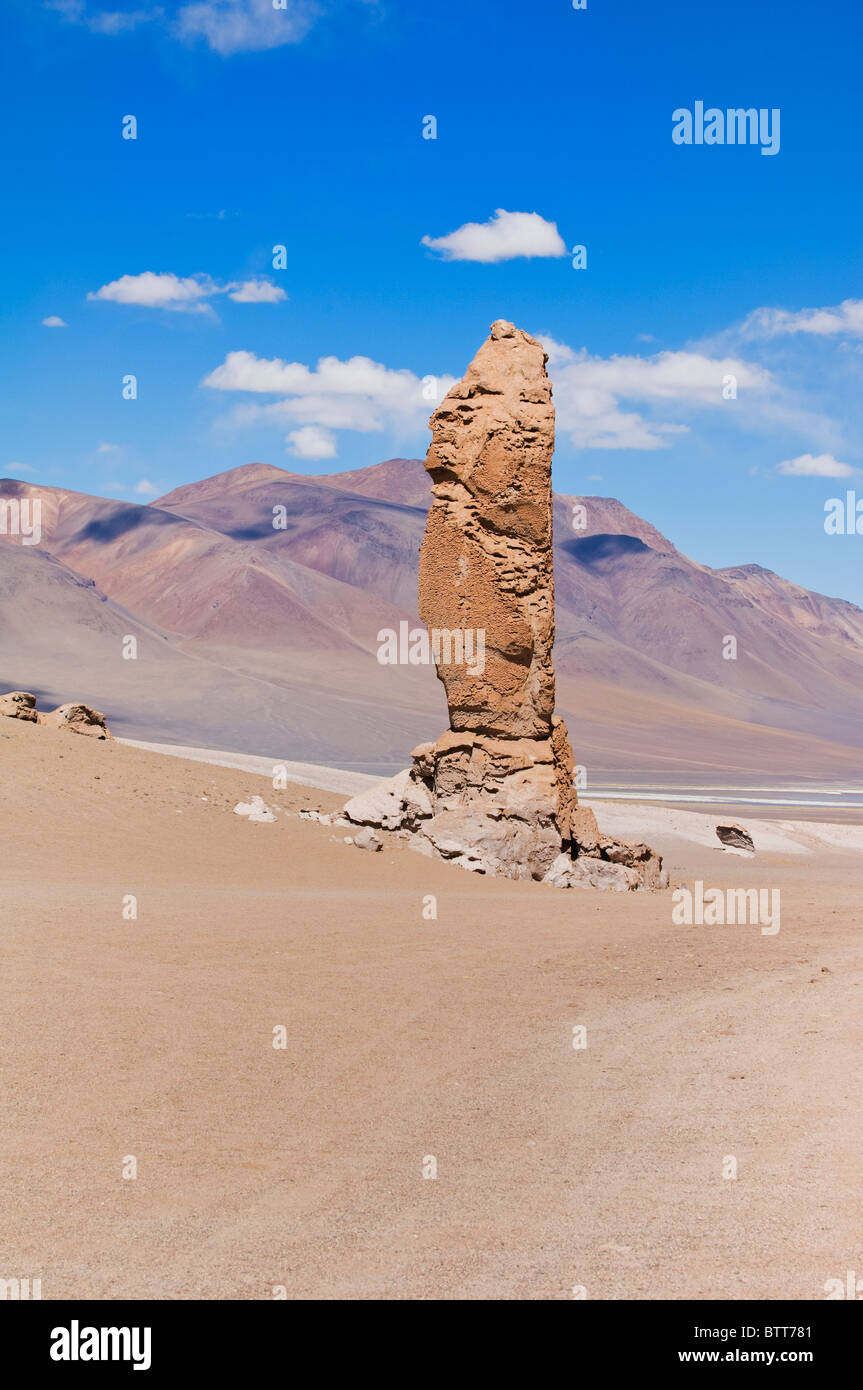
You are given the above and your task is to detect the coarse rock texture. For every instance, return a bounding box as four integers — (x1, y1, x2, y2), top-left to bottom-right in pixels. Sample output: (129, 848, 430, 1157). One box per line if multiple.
(408, 726, 575, 881)
(352, 827, 383, 853)
(1, 690, 112, 738)
(345, 321, 665, 890)
(343, 762, 666, 889)
(0, 691, 38, 722)
(39, 702, 112, 739)
(419, 319, 556, 740)
(716, 821, 756, 854)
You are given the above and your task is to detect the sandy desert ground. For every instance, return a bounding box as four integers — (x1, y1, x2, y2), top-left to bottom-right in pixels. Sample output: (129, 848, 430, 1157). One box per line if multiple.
(2, 717, 862, 1300)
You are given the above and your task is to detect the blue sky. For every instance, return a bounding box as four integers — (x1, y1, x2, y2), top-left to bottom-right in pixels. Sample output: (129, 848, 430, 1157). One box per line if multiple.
(2, 0, 863, 602)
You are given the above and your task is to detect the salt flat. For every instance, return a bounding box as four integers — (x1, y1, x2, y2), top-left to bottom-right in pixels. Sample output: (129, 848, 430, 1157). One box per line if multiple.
(122, 737, 863, 856)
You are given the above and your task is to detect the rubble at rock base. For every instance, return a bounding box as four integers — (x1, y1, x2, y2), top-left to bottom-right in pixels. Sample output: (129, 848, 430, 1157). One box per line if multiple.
(344, 756, 668, 891)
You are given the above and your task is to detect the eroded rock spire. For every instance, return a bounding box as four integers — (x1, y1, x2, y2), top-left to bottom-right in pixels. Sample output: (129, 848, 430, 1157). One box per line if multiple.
(419, 319, 556, 738)
(344, 321, 666, 890)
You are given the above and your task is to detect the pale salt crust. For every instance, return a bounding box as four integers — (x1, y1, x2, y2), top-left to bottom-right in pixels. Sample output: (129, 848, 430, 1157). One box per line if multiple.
(122, 739, 863, 858)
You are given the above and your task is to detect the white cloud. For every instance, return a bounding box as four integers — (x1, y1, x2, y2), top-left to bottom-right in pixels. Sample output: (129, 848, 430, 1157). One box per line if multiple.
(47, 1, 160, 34)
(49, 0, 317, 51)
(203, 349, 455, 435)
(88, 6, 157, 31)
(89, 272, 217, 309)
(42, 315, 68, 327)
(6, 462, 36, 475)
(203, 333, 777, 456)
(422, 209, 567, 264)
(134, 478, 160, 496)
(740, 298, 863, 340)
(174, 0, 318, 54)
(227, 279, 287, 303)
(88, 270, 285, 311)
(97, 442, 120, 453)
(540, 334, 773, 450)
(287, 425, 337, 459)
(777, 453, 857, 478)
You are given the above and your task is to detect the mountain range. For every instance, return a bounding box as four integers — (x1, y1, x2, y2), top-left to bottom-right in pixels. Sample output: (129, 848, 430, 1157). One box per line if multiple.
(2, 458, 863, 781)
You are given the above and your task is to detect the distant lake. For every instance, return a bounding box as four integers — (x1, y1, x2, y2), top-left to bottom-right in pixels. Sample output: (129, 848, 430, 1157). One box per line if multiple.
(586, 783, 863, 810)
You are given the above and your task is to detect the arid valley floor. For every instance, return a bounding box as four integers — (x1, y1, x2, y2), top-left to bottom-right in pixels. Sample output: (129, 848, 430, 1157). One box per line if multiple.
(2, 718, 862, 1300)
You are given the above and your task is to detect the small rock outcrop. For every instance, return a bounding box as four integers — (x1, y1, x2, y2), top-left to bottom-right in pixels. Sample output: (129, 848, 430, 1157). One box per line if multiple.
(344, 321, 666, 891)
(352, 827, 383, 853)
(716, 821, 755, 854)
(0, 692, 112, 738)
(39, 703, 112, 739)
(233, 795, 276, 824)
(0, 691, 38, 722)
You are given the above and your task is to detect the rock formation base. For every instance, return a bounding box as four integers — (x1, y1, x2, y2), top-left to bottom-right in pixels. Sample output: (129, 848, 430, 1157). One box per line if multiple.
(344, 742, 668, 891)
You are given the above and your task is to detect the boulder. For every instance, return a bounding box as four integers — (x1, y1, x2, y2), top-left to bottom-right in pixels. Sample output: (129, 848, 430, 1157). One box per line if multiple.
(716, 822, 755, 854)
(601, 838, 654, 866)
(570, 857, 641, 892)
(0, 691, 38, 722)
(572, 805, 601, 853)
(544, 852, 639, 892)
(419, 807, 561, 880)
(233, 796, 276, 824)
(40, 703, 112, 738)
(343, 769, 412, 830)
(353, 827, 383, 853)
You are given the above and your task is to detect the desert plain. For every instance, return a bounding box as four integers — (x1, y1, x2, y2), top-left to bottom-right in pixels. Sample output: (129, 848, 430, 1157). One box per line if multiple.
(2, 715, 861, 1300)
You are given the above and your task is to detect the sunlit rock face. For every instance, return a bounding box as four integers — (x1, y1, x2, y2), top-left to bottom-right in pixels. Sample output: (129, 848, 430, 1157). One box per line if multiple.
(345, 320, 666, 891)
